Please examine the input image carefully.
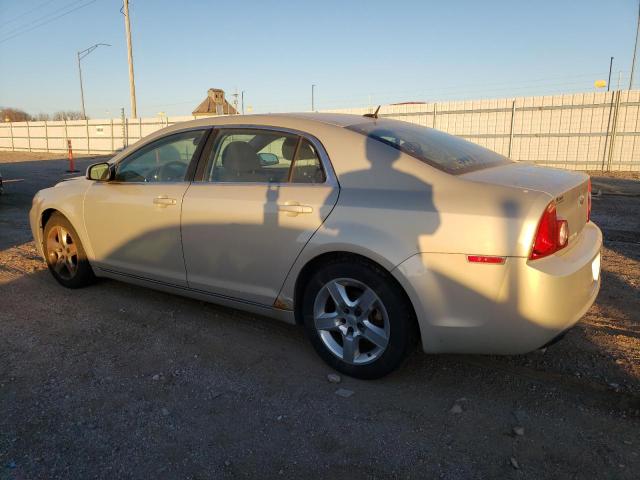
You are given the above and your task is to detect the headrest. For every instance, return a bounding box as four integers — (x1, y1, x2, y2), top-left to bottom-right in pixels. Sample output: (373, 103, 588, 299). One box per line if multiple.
(221, 141, 260, 173)
(281, 137, 298, 160)
(282, 137, 317, 161)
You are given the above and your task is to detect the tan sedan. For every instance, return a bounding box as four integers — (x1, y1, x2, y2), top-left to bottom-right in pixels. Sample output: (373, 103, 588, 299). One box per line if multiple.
(30, 113, 602, 378)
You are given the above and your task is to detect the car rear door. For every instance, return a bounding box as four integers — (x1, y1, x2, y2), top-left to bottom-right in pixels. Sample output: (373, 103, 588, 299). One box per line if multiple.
(181, 127, 339, 306)
(84, 128, 209, 286)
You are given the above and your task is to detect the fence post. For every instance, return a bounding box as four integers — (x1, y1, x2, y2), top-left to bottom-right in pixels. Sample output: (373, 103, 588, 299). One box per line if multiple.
(44, 121, 49, 152)
(26, 121, 31, 152)
(120, 108, 127, 148)
(64, 118, 69, 153)
(9, 121, 14, 151)
(433, 103, 438, 129)
(606, 90, 622, 172)
(508, 99, 517, 158)
(85, 118, 90, 155)
(601, 90, 616, 171)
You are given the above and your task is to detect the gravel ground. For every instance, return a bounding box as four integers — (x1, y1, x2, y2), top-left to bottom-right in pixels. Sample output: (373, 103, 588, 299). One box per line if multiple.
(0, 152, 639, 479)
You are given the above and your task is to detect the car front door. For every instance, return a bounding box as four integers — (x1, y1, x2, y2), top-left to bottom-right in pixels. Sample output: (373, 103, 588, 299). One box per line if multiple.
(181, 127, 339, 305)
(84, 129, 209, 286)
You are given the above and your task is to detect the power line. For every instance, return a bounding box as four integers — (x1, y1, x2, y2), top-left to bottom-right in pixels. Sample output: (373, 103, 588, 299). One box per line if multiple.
(0, 0, 100, 45)
(0, 0, 88, 35)
(0, 0, 57, 29)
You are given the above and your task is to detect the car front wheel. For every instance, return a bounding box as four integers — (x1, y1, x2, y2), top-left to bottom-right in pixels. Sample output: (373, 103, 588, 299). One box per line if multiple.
(302, 258, 417, 379)
(44, 212, 95, 288)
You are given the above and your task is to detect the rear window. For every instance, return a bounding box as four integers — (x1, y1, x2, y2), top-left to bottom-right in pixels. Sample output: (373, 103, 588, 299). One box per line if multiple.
(346, 119, 512, 174)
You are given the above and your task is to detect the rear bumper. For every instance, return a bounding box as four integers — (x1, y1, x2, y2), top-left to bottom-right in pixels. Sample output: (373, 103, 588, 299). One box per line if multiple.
(393, 222, 602, 354)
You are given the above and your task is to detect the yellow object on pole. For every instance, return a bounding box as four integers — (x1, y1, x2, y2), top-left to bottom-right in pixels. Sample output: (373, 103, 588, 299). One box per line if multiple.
(594, 80, 607, 88)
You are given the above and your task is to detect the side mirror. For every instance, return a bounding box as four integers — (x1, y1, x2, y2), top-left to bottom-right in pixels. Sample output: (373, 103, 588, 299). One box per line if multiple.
(258, 152, 279, 166)
(87, 162, 112, 181)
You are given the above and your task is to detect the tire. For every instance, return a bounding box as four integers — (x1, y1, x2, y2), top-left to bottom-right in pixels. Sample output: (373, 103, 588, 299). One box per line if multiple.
(302, 257, 417, 379)
(43, 212, 95, 288)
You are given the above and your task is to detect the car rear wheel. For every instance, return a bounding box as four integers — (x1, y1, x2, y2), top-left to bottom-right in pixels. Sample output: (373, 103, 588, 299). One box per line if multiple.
(302, 258, 417, 379)
(44, 212, 95, 288)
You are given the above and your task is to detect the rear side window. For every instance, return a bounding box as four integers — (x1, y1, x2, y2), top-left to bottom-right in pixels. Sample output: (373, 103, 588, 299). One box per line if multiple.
(204, 129, 326, 184)
(346, 119, 511, 174)
(206, 130, 295, 183)
(291, 138, 326, 184)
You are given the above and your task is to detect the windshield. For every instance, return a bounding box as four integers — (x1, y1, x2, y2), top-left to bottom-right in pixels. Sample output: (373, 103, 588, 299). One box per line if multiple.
(346, 119, 512, 174)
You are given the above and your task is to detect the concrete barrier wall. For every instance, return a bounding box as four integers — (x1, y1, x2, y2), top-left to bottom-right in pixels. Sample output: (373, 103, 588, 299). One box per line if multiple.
(1, 90, 638, 171)
(0, 114, 215, 155)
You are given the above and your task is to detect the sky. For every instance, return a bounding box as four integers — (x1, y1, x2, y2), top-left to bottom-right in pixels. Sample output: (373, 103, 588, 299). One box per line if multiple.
(0, 0, 639, 118)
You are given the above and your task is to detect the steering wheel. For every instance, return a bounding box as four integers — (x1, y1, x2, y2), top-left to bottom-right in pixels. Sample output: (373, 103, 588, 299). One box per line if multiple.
(157, 161, 187, 182)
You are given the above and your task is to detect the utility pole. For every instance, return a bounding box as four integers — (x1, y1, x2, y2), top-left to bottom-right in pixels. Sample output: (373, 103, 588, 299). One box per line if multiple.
(607, 56, 614, 91)
(311, 84, 316, 111)
(630, 0, 640, 90)
(77, 43, 111, 120)
(241, 91, 245, 115)
(122, 0, 137, 118)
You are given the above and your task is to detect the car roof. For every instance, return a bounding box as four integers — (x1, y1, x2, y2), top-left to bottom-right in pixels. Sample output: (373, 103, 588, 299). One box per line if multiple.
(109, 112, 377, 164)
(270, 112, 371, 127)
(165, 112, 374, 131)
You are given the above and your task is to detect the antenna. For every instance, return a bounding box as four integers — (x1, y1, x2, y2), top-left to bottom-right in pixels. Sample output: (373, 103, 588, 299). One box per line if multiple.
(363, 105, 381, 119)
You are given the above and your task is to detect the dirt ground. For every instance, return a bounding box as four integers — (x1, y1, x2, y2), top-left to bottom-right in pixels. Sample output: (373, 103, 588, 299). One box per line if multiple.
(0, 151, 639, 479)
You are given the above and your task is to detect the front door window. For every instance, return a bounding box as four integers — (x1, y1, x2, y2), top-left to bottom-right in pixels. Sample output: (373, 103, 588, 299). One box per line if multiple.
(115, 130, 206, 182)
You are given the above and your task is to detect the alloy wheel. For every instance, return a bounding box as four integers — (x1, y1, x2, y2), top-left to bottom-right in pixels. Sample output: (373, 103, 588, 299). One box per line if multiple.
(313, 278, 390, 365)
(46, 225, 79, 280)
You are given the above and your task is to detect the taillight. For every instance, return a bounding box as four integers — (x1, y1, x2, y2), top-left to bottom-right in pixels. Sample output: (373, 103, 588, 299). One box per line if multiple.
(587, 178, 592, 222)
(557, 219, 569, 248)
(529, 202, 569, 260)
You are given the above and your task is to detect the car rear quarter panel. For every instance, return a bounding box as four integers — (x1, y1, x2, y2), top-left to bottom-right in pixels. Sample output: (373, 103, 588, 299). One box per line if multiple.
(394, 223, 601, 354)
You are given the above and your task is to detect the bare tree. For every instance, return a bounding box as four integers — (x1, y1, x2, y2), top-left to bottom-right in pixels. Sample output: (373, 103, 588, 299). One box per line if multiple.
(34, 113, 51, 121)
(0, 107, 32, 122)
(52, 111, 86, 121)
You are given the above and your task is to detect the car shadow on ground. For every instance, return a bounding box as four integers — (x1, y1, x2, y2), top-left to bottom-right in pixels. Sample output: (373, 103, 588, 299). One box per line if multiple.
(5, 232, 640, 406)
(1, 263, 639, 478)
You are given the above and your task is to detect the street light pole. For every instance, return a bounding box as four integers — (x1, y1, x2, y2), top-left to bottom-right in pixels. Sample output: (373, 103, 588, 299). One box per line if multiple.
(311, 84, 316, 111)
(607, 56, 614, 92)
(77, 43, 111, 120)
(77, 52, 86, 120)
(122, 0, 137, 118)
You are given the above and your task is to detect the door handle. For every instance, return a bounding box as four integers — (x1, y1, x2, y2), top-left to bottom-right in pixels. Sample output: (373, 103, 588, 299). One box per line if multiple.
(278, 202, 313, 216)
(153, 196, 177, 207)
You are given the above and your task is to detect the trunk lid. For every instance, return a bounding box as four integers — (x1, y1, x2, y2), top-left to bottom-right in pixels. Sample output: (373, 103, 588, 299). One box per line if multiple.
(462, 162, 590, 241)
